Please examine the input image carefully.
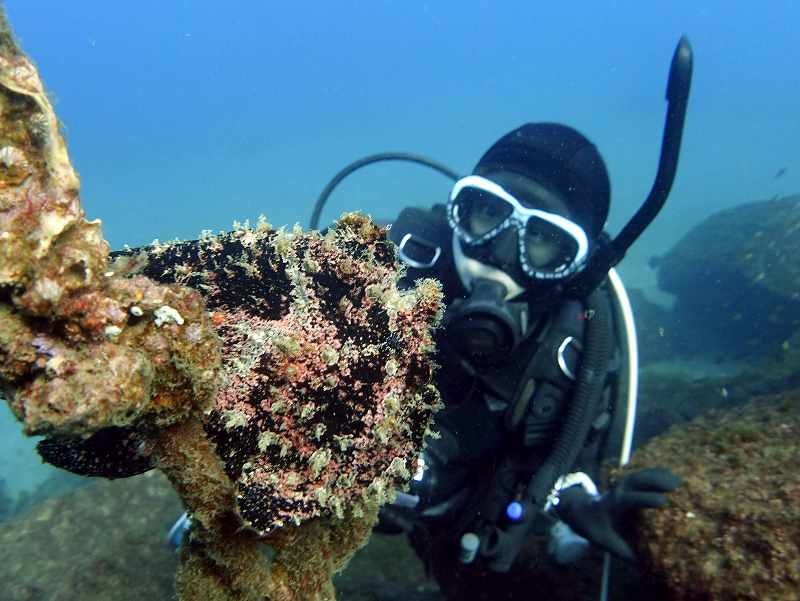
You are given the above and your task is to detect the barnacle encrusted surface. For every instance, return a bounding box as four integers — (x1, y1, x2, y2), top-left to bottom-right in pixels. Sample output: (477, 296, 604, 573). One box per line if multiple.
(116, 213, 443, 534)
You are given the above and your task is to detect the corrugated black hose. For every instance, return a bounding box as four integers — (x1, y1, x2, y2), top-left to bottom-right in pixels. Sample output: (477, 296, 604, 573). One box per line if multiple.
(527, 286, 613, 507)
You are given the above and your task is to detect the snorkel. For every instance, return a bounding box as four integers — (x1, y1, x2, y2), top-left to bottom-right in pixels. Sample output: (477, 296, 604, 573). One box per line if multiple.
(565, 36, 694, 298)
(310, 36, 694, 304)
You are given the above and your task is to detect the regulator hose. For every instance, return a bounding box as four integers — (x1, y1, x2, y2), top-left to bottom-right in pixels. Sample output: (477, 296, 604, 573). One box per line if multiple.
(527, 286, 613, 506)
(309, 152, 461, 230)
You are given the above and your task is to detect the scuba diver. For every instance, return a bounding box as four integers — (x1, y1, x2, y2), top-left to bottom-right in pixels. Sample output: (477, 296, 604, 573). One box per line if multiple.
(158, 35, 691, 599)
(308, 37, 693, 599)
(372, 122, 680, 597)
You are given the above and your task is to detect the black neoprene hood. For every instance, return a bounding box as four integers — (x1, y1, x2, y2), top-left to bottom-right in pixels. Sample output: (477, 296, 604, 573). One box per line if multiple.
(473, 123, 611, 239)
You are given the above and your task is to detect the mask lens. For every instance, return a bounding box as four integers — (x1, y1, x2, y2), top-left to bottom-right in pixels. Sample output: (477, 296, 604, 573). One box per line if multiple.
(524, 218, 578, 270)
(452, 187, 513, 239)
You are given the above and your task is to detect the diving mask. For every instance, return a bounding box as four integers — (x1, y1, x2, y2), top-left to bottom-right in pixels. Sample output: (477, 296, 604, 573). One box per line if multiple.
(447, 175, 589, 280)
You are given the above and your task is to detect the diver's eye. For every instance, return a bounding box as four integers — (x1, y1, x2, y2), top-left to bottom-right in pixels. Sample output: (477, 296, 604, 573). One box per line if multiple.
(527, 229, 547, 242)
(524, 222, 574, 269)
(475, 201, 501, 219)
(452, 187, 512, 238)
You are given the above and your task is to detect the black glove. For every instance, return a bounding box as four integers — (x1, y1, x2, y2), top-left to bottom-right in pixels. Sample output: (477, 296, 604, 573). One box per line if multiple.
(554, 468, 681, 562)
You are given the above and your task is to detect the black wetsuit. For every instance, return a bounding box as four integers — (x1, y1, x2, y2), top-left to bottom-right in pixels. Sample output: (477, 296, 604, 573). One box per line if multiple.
(387, 204, 617, 598)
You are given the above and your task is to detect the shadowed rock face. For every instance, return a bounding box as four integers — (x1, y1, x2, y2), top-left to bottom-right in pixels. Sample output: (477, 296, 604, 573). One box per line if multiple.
(622, 389, 800, 601)
(654, 195, 800, 361)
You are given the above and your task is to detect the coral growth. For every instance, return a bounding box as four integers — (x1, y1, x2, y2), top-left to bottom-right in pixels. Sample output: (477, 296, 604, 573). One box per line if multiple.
(0, 10, 442, 601)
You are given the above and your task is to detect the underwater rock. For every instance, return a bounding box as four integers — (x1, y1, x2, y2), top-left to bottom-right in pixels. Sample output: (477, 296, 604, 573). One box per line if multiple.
(0, 476, 11, 521)
(623, 389, 800, 600)
(332, 533, 439, 601)
(0, 10, 443, 601)
(654, 195, 800, 360)
(0, 471, 437, 601)
(0, 471, 181, 601)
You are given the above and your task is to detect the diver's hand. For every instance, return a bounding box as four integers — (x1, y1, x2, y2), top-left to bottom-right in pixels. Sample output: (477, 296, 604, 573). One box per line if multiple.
(555, 468, 680, 562)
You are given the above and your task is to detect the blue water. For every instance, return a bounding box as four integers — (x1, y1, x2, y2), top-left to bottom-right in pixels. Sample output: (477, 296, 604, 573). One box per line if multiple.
(6, 1, 799, 265)
(0, 1, 798, 595)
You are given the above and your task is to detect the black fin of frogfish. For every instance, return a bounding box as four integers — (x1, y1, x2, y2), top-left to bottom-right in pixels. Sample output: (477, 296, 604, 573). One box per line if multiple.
(36, 427, 153, 479)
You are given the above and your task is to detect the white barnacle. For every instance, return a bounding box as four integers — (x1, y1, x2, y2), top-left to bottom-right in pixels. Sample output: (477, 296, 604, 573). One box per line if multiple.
(272, 332, 300, 357)
(154, 305, 184, 327)
(336, 471, 356, 488)
(365, 478, 388, 504)
(33, 277, 62, 303)
(0, 145, 27, 169)
(104, 325, 122, 340)
(383, 391, 401, 414)
(44, 355, 65, 377)
(10, 63, 35, 85)
(385, 358, 399, 377)
(37, 211, 72, 249)
(272, 227, 295, 257)
(330, 494, 345, 519)
(334, 435, 353, 451)
(28, 112, 49, 142)
(239, 229, 259, 249)
(300, 403, 316, 421)
(130, 305, 143, 317)
(149, 239, 165, 256)
(303, 256, 320, 273)
(256, 214, 272, 232)
(270, 398, 287, 414)
(232, 219, 251, 232)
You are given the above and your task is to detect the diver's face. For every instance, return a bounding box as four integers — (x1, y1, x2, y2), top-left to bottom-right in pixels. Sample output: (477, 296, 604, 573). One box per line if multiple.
(456, 170, 576, 286)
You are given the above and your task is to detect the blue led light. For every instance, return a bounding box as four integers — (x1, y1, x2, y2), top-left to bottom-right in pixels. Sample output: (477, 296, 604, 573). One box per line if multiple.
(506, 501, 523, 521)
